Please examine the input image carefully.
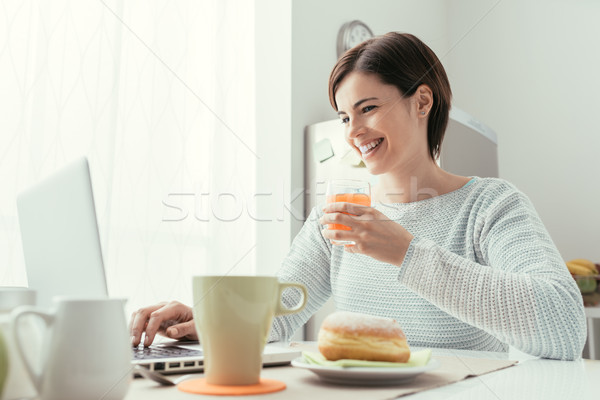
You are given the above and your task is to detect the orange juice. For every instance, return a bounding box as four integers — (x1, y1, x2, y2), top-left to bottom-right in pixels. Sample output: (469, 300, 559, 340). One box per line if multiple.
(326, 193, 371, 231)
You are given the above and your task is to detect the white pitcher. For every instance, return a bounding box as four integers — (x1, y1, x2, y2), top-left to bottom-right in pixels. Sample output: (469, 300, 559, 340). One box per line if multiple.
(11, 297, 131, 400)
(0, 287, 38, 400)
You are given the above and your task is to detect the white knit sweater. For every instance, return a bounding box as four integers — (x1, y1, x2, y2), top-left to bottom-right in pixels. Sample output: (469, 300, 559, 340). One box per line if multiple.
(270, 177, 586, 360)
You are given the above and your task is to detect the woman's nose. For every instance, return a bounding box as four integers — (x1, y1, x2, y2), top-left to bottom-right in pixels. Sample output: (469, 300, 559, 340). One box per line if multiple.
(346, 120, 366, 139)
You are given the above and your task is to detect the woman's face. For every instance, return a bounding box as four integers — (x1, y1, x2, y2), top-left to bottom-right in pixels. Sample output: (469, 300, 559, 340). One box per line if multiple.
(334, 71, 429, 176)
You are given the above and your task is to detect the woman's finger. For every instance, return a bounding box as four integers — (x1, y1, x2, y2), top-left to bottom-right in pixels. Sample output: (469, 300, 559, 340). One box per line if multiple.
(166, 320, 198, 340)
(322, 201, 369, 215)
(319, 211, 356, 227)
(321, 228, 354, 243)
(130, 303, 166, 346)
(142, 301, 192, 346)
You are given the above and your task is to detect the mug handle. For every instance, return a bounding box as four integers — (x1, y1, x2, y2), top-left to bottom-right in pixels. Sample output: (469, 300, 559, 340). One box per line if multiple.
(11, 306, 53, 393)
(275, 282, 308, 316)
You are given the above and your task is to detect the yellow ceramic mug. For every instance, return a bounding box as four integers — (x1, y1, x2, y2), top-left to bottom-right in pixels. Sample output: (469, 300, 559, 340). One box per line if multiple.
(192, 276, 307, 385)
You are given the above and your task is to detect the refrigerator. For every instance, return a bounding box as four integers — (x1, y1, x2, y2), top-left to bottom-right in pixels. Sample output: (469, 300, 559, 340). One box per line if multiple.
(302, 107, 499, 340)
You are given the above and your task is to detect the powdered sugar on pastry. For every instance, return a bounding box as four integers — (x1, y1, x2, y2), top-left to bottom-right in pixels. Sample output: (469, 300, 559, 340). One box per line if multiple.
(318, 311, 410, 362)
(321, 311, 406, 339)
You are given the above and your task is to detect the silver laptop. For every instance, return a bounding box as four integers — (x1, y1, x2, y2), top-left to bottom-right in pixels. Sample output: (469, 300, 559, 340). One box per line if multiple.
(16, 157, 300, 374)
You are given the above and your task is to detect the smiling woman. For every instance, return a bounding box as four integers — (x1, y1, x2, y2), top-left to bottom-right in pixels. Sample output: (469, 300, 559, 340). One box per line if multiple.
(268, 32, 587, 361)
(128, 32, 587, 361)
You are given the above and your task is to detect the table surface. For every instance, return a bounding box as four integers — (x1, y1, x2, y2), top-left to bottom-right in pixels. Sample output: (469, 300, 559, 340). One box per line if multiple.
(124, 345, 600, 400)
(585, 305, 600, 318)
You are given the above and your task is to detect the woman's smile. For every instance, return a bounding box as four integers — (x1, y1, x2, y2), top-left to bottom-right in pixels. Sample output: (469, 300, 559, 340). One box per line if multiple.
(358, 138, 383, 155)
(358, 137, 384, 160)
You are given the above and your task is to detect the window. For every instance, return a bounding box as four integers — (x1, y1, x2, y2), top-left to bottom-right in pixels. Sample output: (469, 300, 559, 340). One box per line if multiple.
(0, 0, 256, 314)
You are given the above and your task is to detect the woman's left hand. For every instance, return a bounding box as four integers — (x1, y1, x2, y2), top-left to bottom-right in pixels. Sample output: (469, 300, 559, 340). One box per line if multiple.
(319, 202, 414, 266)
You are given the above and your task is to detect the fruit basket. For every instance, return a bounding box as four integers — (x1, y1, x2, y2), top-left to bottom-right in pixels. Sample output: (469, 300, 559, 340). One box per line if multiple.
(573, 275, 600, 306)
(566, 259, 600, 306)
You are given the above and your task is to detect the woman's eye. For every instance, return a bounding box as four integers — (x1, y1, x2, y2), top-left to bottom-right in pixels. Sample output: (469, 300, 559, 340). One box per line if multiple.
(340, 116, 349, 124)
(362, 105, 376, 113)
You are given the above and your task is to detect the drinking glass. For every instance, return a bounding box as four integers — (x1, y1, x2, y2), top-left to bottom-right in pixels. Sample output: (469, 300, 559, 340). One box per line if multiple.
(325, 179, 371, 245)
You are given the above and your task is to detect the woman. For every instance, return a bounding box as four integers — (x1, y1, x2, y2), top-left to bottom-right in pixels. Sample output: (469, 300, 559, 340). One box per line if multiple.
(130, 32, 586, 360)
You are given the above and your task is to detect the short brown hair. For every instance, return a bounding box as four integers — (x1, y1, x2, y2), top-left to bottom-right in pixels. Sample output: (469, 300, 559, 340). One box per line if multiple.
(328, 32, 452, 160)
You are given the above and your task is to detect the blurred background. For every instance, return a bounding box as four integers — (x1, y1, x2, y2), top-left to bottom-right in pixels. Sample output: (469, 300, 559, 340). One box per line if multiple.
(1, 0, 599, 318)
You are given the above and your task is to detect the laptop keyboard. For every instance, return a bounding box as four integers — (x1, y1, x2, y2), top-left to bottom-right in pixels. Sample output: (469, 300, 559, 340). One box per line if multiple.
(132, 345, 203, 360)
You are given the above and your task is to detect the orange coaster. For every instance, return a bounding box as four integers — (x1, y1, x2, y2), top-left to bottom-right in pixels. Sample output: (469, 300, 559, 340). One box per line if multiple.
(177, 378, 286, 396)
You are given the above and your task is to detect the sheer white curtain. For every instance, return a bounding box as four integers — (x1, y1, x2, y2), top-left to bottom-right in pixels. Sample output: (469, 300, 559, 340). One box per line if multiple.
(0, 0, 256, 314)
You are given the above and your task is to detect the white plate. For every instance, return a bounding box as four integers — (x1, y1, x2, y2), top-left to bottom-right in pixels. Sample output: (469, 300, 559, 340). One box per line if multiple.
(291, 357, 440, 386)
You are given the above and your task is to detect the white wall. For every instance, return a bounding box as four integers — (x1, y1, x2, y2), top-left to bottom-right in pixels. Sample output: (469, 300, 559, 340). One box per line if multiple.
(254, 0, 293, 274)
(225, 0, 600, 277)
(446, 0, 600, 261)
(283, 0, 600, 263)
(254, 0, 450, 274)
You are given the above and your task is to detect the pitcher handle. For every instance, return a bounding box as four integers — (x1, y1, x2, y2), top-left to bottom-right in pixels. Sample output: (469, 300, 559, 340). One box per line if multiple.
(11, 306, 53, 393)
(275, 282, 308, 316)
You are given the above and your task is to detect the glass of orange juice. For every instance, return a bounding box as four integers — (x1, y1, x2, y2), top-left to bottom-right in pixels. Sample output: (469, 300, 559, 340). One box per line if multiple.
(325, 179, 371, 245)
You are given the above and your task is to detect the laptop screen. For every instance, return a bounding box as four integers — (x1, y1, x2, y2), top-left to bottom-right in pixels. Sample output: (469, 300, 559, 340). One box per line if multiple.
(16, 157, 109, 309)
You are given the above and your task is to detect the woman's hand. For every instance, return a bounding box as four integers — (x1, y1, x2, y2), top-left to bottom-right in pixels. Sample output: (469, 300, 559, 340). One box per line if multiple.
(319, 202, 414, 266)
(129, 301, 198, 346)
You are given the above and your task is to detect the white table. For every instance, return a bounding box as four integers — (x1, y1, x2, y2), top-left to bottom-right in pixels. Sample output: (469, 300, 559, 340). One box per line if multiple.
(409, 348, 599, 400)
(585, 306, 600, 359)
(125, 346, 600, 400)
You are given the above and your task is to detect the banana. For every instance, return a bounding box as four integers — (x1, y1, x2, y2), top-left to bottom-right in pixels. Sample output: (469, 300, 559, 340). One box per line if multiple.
(566, 261, 595, 276)
(567, 259, 598, 274)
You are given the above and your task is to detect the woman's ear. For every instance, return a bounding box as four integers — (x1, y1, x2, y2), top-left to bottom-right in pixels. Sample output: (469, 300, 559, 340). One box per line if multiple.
(415, 84, 433, 117)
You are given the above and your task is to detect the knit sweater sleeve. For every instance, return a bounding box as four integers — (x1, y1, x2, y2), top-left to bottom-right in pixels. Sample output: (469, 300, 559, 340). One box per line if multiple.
(397, 185, 586, 360)
(268, 208, 332, 342)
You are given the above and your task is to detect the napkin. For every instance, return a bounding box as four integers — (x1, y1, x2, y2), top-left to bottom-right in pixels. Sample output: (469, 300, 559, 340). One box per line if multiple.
(302, 349, 432, 368)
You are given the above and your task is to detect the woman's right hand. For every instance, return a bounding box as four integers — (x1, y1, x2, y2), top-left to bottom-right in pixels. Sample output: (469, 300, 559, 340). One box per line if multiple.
(129, 301, 198, 346)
